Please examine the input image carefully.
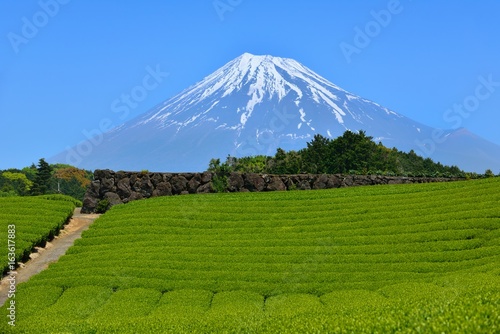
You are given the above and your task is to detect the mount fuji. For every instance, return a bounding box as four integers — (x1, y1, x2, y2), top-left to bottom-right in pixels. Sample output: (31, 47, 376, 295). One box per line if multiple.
(53, 53, 500, 172)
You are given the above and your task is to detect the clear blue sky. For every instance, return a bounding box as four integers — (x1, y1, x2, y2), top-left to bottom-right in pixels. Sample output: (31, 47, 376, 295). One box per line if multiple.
(1, 0, 499, 169)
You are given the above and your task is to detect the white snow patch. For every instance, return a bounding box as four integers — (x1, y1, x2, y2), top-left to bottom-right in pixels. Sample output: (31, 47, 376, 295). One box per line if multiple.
(203, 101, 220, 114)
(240, 112, 249, 126)
(382, 107, 400, 117)
(298, 108, 306, 122)
(316, 90, 345, 124)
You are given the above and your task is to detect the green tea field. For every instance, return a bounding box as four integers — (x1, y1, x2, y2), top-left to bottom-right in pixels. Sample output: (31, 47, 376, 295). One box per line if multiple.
(0, 195, 80, 275)
(2, 178, 499, 333)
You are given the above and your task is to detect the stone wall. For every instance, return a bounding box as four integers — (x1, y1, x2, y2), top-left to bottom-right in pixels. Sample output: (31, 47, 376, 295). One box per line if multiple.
(81, 169, 464, 213)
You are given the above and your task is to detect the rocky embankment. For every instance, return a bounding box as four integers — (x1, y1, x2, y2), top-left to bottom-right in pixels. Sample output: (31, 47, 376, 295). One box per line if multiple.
(81, 169, 464, 213)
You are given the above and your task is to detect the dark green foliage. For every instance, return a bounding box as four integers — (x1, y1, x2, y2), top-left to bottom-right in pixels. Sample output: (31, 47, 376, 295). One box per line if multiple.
(96, 199, 110, 214)
(51, 176, 87, 201)
(485, 169, 495, 178)
(30, 158, 53, 195)
(210, 130, 469, 177)
(302, 134, 331, 173)
(266, 148, 303, 174)
(296, 131, 464, 176)
(211, 176, 228, 193)
(208, 158, 231, 193)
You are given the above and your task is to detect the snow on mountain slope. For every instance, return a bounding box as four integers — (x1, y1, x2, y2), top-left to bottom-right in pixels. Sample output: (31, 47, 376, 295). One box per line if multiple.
(51, 53, 500, 172)
(132, 53, 400, 131)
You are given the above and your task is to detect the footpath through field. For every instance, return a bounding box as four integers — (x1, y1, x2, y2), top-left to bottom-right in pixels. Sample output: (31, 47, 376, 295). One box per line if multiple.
(0, 208, 100, 307)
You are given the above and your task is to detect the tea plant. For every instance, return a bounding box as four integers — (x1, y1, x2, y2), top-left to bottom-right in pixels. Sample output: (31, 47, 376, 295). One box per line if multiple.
(1, 178, 499, 333)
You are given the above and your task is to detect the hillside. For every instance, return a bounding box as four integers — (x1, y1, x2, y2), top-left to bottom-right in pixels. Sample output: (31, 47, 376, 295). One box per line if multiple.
(0, 195, 79, 275)
(1, 178, 499, 332)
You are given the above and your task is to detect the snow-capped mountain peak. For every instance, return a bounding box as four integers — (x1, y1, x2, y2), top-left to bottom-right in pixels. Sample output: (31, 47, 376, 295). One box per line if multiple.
(135, 52, 380, 133)
(52, 53, 500, 173)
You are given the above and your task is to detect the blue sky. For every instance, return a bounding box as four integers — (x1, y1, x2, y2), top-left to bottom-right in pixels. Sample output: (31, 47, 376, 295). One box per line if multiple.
(1, 0, 499, 170)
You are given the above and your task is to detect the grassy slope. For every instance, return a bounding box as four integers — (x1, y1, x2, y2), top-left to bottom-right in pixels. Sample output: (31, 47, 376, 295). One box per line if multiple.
(2, 179, 500, 333)
(0, 195, 79, 275)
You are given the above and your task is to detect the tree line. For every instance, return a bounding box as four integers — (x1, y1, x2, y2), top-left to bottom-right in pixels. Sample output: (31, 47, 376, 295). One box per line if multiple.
(0, 158, 92, 200)
(209, 130, 497, 178)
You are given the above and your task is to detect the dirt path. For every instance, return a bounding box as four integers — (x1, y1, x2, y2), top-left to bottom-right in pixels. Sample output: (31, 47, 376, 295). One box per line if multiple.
(0, 208, 100, 306)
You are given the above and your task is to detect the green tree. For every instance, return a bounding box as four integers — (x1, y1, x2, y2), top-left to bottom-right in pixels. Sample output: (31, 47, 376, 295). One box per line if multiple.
(1, 172, 33, 195)
(484, 169, 495, 178)
(328, 130, 376, 173)
(283, 150, 303, 174)
(231, 155, 269, 173)
(208, 158, 221, 172)
(302, 134, 331, 173)
(268, 148, 288, 174)
(31, 158, 53, 195)
(22, 164, 37, 182)
(208, 157, 232, 193)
